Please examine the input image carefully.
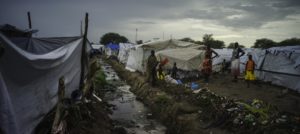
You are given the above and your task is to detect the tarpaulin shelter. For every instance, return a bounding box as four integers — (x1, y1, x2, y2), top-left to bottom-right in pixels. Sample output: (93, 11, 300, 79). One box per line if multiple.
(210, 46, 300, 92)
(212, 48, 263, 72)
(117, 43, 135, 64)
(105, 43, 119, 56)
(125, 39, 201, 73)
(156, 48, 205, 71)
(0, 31, 90, 134)
(212, 48, 233, 72)
(255, 46, 300, 92)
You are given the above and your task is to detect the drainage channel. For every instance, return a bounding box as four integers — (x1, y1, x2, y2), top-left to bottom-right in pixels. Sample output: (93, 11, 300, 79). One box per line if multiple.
(100, 60, 166, 134)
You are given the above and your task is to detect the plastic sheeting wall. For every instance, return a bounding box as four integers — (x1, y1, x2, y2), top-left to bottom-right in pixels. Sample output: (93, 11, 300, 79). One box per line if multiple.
(0, 33, 83, 134)
(255, 47, 300, 92)
(118, 43, 134, 64)
(156, 48, 205, 71)
(125, 39, 201, 73)
(125, 46, 147, 73)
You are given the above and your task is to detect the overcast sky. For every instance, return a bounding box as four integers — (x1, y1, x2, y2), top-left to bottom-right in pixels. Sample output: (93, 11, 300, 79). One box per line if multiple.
(1, 0, 300, 47)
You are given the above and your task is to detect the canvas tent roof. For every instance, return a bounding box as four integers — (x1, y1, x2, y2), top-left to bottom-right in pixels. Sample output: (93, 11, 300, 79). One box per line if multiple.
(91, 44, 104, 50)
(156, 48, 205, 70)
(140, 39, 199, 51)
(0, 32, 89, 134)
(125, 39, 202, 72)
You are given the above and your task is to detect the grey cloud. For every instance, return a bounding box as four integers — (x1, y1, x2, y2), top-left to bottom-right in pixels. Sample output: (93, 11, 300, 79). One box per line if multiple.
(0, 0, 299, 44)
(168, 0, 300, 29)
(132, 20, 156, 25)
(183, 8, 238, 20)
(271, 0, 300, 8)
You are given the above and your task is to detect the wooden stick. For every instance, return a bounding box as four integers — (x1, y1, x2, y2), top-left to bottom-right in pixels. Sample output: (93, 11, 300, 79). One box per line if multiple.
(79, 13, 89, 90)
(51, 77, 65, 134)
(93, 93, 102, 102)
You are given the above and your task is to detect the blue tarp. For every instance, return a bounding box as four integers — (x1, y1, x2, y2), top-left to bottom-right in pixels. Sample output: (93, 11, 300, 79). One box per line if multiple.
(106, 43, 119, 50)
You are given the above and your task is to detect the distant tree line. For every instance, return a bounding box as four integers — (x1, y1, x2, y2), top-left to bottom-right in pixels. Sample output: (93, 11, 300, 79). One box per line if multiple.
(180, 34, 225, 49)
(100, 32, 128, 45)
(252, 38, 300, 49)
(99, 32, 300, 49)
(180, 34, 300, 49)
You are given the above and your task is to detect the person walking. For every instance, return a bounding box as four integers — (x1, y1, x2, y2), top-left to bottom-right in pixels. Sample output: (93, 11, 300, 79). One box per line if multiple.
(231, 42, 245, 82)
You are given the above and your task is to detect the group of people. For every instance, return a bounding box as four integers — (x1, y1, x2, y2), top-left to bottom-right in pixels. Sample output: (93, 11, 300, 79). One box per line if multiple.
(146, 50, 178, 86)
(201, 42, 256, 87)
(146, 42, 256, 87)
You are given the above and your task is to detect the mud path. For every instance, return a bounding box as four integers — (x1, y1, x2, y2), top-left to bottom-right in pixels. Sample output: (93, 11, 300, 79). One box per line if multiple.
(100, 60, 166, 134)
(105, 58, 300, 134)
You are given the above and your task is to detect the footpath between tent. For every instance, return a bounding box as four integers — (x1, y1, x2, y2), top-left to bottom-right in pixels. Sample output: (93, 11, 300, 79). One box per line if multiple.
(105, 58, 300, 134)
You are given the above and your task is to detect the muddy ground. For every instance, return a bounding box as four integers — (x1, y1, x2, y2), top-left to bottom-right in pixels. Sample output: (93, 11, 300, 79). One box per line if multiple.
(106, 58, 300, 134)
(35, 97, 115, 134)
(35, 56, 300, 134)
(201, 74, 300, 115)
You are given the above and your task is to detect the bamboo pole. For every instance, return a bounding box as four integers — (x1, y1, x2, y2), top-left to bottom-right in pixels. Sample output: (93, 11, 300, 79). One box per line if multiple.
(79, 13, 89, 90)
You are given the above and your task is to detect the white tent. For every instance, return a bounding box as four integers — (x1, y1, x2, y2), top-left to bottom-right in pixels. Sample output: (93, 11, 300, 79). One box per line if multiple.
(212, 46, 300, 92)
(255, 46, 300, 92)
(125, 39, 201, 72)
(212, 48, 263, 72)
(156, 48, 205, 71)
(91, 44, 104, 50)
(212, 49, 233, 72)
(0, 33, 90, 134)
(117, 43, 135, 64)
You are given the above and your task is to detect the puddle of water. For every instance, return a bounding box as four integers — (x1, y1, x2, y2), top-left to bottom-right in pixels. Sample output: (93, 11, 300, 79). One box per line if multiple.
(100, 60, 166, 134)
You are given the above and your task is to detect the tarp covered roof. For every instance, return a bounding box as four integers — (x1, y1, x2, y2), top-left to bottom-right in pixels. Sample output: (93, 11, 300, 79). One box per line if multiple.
(106, 43, 119, 50)
(139, 39, 200, 51)
(156, 48, 205, 70)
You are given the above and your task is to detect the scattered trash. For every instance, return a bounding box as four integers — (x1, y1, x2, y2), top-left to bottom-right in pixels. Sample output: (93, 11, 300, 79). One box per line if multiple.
(189, 88, 300, 133)
(93, 93, 102, 102)
(226, 107, 238, 112)
(191, 82, 199, 90)
(147, 113, 154, 119)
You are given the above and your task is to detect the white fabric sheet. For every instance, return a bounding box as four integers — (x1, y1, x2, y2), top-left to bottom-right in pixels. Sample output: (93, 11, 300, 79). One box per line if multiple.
(0, 33, 84, 134)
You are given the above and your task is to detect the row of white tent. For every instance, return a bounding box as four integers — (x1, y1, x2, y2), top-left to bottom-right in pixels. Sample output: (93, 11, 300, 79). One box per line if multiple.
(105, 39, 300, 92)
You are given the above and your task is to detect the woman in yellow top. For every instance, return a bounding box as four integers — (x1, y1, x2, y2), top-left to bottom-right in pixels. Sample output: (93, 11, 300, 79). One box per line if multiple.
(245, 55, 255, 87)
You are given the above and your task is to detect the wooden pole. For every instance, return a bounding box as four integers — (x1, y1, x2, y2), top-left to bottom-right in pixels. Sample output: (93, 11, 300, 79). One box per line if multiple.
(135, 28, 138, 43)
(79, 13, 89, 90)
(27, 12, 32, 29)
(51, 77, 65, 134)
(80, 20, 83, 36)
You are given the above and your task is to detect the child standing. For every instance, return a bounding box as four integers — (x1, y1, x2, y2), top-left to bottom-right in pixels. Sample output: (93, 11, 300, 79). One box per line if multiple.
(245, 55, 255, 87)
(157, 64, 165, 80)
(221, 59, 226, 74)
(171, 62, 178, 79)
